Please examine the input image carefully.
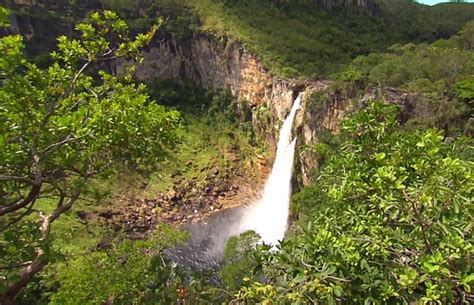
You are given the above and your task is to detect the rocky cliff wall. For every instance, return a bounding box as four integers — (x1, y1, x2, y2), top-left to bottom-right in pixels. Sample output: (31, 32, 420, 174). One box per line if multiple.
(132, 35, 336, 184)
(136, 35, 328, 119)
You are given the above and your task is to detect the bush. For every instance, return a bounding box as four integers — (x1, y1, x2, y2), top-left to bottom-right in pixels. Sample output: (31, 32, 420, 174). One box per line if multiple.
(220, 231, 260, 291)
(50, 225, 187, 305)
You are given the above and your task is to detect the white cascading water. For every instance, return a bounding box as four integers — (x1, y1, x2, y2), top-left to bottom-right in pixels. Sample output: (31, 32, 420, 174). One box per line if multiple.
(240, 95, 301, 245)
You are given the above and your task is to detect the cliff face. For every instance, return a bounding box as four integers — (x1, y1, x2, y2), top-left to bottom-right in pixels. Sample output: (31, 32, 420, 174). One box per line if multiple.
(136, 35, 327, 118)
(132, 36, 336, 184)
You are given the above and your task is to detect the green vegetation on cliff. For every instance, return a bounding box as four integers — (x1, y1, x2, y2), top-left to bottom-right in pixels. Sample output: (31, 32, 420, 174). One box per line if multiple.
(334, 21, 474, 133)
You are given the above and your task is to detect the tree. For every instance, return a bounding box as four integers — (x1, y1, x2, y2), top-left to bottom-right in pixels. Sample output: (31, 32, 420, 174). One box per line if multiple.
(0, 8, 180, 304)
(457, 20, 474, 50)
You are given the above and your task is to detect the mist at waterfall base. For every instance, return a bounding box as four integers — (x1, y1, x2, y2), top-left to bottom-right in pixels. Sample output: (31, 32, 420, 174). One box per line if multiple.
(165, 96, 301, 269)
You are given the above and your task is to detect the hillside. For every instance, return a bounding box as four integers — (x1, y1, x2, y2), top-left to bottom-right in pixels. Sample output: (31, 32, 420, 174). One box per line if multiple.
(5, 0, 474, 77)
(162, 0, 474, 77)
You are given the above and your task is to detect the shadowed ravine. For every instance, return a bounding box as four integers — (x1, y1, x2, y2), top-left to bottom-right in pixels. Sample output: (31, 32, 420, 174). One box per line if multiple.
(166, 96, 301, 270)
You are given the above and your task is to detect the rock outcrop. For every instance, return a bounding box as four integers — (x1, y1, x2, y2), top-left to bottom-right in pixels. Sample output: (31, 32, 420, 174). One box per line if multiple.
(136, 35, 327, 118)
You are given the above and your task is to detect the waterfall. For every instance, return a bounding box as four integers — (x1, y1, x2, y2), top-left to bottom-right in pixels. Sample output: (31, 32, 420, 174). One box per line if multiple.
(165, 96, 301, 269)
(241, 96, 301, 245)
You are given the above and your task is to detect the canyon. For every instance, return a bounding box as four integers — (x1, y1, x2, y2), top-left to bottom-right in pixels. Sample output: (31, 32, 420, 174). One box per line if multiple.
(132, 34, 412, 185)
(132, 35, 335, 185)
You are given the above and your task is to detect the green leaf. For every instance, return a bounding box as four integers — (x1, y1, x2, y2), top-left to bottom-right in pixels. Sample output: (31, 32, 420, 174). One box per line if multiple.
(375, 152, 386, 161)
(463, 274, 474, 284)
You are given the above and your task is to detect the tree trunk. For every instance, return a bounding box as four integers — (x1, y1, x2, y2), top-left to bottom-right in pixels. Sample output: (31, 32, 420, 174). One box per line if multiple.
(0, 193, 78, 302)
(0, 294, 15, 305)
(0, 256, 47, 304)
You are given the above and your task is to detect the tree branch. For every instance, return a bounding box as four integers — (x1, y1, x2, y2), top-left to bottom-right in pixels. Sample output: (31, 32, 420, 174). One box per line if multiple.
(0, 176, 34, 184)
(403, 189, 433, 254)
(0, 199, 36, 232)
(0, 192, 79, 303)
(0, 183, 41, 217)
(41, 133, 90, 157)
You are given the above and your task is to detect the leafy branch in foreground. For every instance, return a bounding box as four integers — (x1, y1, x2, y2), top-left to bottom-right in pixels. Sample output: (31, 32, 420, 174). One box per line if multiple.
(0, 9, 180, 304)
(238, 102, 473, 304)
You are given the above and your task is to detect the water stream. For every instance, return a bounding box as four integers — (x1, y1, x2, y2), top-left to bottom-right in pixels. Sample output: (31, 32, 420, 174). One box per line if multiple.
(166, 96, 301, 268)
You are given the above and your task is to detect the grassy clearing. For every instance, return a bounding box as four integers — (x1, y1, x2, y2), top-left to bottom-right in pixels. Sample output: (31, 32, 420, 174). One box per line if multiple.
(146, 114, 260, 194)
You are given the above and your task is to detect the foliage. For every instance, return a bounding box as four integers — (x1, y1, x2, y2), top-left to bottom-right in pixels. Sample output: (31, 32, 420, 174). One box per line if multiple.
(0, 7, 9, 27)
(342, 19, 474, 89)
(238, 102, 474, 304)
(333, 22, 474, 133)
(455, 78, 474, 105)
(99, 0, 200, 39)
(220, 231, 260, 291)
(0, 10, 180, 302)
(374, 0, 474, 42)
(49, 225, 188, 305)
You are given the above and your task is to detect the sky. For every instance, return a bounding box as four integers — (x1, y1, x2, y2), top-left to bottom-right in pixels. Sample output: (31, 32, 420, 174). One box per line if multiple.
(418, 0, 473, 4)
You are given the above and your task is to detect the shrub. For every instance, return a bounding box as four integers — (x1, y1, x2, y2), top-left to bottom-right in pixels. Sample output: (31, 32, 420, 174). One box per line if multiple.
(50, 225, 187, 305)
